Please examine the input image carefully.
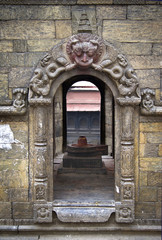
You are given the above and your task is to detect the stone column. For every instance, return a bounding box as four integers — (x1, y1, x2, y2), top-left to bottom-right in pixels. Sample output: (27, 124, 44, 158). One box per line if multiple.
(116, 98, 140, 223)
(29, 98, 53, 223)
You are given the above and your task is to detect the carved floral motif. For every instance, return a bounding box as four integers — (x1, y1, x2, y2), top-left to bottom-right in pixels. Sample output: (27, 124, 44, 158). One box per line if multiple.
(119, 207, 132, 219)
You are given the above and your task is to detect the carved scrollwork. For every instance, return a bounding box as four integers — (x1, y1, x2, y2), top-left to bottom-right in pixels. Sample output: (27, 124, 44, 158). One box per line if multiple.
(29, 33, 140, 103)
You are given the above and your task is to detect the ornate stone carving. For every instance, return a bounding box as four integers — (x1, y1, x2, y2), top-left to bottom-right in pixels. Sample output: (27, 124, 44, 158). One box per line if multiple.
(116, 202, 134, 223)
(66, 33, 103, 69)
(121, 182, 134, 200)
(35, 184, 46, 201)
(34, 203, 52, 223)
(29, 33, 141, 103)
(0, 88, 27, 115)
(141, 88, 155, 111)
(28, 33, 140, 223)
(121, 145, 134, 178)
(122, 106, 134, 141)
(140, 88, 162, 115)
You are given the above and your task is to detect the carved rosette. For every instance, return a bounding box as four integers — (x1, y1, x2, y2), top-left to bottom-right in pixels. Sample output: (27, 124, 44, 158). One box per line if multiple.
(116, 202, 134, 223)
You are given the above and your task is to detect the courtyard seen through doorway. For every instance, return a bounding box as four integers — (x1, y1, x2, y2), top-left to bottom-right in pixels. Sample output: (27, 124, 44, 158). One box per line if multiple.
(53, 79, 115, 220)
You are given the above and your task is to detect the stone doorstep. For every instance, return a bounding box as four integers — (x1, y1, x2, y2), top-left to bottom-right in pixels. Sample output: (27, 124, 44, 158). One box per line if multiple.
(53, 206, 115, 223)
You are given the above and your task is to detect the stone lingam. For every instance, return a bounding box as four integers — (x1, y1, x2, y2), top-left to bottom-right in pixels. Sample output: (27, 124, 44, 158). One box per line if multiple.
(63, 136, 108, 168)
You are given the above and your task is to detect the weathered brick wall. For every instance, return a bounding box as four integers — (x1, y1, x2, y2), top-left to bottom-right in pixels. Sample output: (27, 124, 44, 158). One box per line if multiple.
(0, 1, 161, 223)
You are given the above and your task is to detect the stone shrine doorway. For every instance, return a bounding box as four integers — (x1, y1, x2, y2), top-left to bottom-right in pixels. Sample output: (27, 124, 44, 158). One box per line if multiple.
(28, 33, 140, 223)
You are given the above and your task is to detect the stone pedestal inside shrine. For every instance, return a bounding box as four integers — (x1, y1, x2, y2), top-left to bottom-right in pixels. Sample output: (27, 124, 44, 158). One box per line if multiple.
(63, 136, 108, 168)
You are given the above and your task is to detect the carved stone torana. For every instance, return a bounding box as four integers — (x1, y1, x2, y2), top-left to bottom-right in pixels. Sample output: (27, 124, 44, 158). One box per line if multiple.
(28, 33, 141, 224)
(34, 203, 52, 223)
(140, 88, 162, 115)
(29, 33, 141, 101)
(0, 88, 27, 115)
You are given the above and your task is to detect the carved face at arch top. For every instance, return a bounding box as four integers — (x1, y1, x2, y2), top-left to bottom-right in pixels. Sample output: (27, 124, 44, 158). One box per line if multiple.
(66, 33, 103, 68)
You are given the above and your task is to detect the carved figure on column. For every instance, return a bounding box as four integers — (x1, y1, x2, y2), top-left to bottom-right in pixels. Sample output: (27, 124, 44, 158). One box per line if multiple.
(141, 88, 155, 111)
(13, 88, 27, 111)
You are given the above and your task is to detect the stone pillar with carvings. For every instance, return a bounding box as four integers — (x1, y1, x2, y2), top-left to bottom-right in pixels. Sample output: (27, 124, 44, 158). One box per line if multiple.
(29, 99, 53, 223)
(116, 98, 140, 223)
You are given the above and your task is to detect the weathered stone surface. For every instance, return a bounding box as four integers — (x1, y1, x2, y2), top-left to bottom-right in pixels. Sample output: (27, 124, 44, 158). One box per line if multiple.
(9, 188, 28, 202)
(152, 44, 162, 55)
(103, 20, 162, 43)
(77, 0, 113, 3)
(159, 144, 162, 156)
(0, 188, 10, 201)
(9, 122, 28, 143)
(27, 39, 60, 52)
(144, 143, 159, 157)
(136, 69, 160, 89)
(147, 172, 162, 187)
(114, 0, 145, 4)
(139, 171, 147, 186)
(0, 143, 28, 161)
(0, 202, 11, 219)
(146, 132, 162, 144)
(96, 6, 126, 19)
(0, 21, 55, 40)
(127, 6, 162, 20)
(0, 74, 8, 99)
(139, 187, 158, 202)
(0, 159, 28, 188)
(119, 43, 152, 56)
(140, 122, 162, 132)
(0, 5, 71, 20)
(128, 56, 162, 69)
(9, 67, 33, 88)
(0, 52, 45, 67)
(0, 40, 13, 52)
(72, 6, 97, 35)
(156, 202, 161, 219)
(13, 202, 33, 219)
(136, 202, 156, 219)
(140, 158, 162, 171)
(13, 40, 27, 53)
(140, 132, 146, 144)
(56, 20, 72, 39)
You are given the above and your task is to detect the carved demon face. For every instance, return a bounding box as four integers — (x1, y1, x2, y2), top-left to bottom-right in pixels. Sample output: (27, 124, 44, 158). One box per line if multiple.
(71, 41, 98, 68)
(67, 34, 103, 69)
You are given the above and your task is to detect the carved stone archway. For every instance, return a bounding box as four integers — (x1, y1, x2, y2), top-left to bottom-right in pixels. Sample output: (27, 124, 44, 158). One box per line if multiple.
(28, 33, 141, 223)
